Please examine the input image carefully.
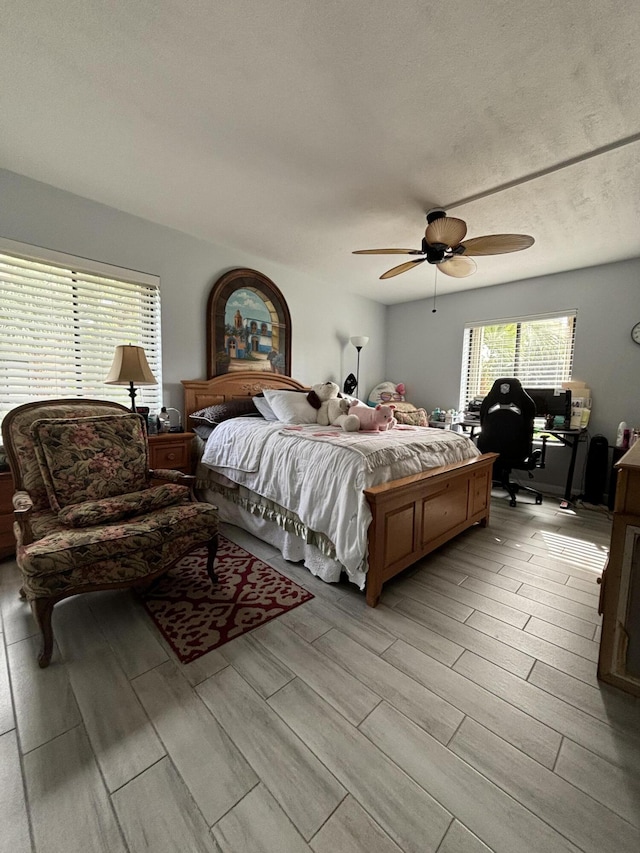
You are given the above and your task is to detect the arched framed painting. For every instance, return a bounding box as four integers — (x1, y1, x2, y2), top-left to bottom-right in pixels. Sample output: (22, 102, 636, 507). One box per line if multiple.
(206, 268, 292, 377)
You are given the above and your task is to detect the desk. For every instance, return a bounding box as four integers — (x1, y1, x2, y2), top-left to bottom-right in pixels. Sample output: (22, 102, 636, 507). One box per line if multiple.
(537, 428, 586, 506)
(463, 419, 481, 438)
(429, 419, 481, 437)
(433, 421, 587, 506)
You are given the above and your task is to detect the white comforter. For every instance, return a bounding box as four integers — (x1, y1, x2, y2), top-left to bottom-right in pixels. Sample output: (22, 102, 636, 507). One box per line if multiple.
(201, 420, 479, 583)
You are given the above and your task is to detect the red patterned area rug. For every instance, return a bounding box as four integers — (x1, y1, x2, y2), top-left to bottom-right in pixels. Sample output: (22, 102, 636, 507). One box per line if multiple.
(141, 536, 313, 663)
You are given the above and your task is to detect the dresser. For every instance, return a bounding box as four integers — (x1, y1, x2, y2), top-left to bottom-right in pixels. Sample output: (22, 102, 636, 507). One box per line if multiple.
(598, 440, 640, 695)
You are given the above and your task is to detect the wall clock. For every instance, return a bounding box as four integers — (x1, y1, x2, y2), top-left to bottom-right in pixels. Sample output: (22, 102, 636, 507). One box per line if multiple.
(632, 322, 640, 345)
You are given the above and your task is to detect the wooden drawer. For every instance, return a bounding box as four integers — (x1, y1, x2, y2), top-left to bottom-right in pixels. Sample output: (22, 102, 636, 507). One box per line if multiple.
(148, 433, 194, 474)
(470, 466, 492, 517)
(420, 477, 469, 545)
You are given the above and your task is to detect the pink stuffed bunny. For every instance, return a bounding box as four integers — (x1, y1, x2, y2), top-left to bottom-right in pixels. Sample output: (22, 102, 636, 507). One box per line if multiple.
(349, 402, 397, 431)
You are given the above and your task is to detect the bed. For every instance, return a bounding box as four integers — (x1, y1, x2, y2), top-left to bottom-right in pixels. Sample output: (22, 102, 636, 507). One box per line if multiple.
(182, 372, 497, 606)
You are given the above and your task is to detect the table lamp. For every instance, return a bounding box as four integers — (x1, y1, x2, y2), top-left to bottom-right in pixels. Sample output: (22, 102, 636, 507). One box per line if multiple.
(105, 344, 157, 412)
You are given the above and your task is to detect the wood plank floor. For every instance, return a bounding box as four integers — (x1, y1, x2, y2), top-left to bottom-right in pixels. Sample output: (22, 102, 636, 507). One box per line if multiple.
(1, 496, 639, 852)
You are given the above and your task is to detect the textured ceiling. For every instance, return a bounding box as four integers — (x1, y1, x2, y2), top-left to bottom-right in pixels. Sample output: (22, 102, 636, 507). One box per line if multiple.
(2, 0, 640, 305)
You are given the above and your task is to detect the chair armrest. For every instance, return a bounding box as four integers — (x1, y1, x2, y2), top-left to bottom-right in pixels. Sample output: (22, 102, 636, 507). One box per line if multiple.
(13, 490, 35, 546)
(150, 468, 195, 486)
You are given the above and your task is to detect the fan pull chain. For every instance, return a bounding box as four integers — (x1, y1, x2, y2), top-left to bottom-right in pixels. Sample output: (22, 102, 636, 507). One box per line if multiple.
(432, 267, 438, 313)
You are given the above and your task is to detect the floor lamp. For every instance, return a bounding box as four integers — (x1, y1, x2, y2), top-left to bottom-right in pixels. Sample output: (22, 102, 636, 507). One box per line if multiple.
(350, 336, 369, 394)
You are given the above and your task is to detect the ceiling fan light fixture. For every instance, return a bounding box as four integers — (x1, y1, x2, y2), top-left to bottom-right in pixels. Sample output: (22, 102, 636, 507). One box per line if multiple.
(426, 246, 445, 264)
(425, 208, 447, 224)
(353, 211, 534, 281)
(425, 216, 467, 250)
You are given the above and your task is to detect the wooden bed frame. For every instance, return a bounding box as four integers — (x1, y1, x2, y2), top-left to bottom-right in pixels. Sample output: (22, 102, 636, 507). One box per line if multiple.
(182, 372, 497, 606)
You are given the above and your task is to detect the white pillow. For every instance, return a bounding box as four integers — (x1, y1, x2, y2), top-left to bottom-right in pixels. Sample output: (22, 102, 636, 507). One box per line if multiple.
(253, 395, 279, 421)
(263, 389, 317, 424)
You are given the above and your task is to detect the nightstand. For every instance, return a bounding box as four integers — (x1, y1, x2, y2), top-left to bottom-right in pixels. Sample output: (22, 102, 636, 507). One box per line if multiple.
(0, 470, 15, 559)
(148, 432, 194, 474)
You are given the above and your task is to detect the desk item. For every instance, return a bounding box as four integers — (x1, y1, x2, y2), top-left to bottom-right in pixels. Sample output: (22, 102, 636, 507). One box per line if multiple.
(565, 382, 592, 429)
(166, 407, 182, 432)
(616, 421, 628, 448)
(157, 406, 171, 433)
(135, 406, 150, 431)
(477, 378, 544, 506)
(525, 387, 572, 429)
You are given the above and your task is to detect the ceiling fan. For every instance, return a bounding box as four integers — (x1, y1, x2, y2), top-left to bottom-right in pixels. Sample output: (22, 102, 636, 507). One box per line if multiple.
(353, 209, 535, 279)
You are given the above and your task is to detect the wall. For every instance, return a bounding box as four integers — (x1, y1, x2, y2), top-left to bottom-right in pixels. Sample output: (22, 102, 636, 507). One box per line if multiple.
(4, 167, 638, 499)
(0, 169, 386, 411)
(386, 260, 640, 497)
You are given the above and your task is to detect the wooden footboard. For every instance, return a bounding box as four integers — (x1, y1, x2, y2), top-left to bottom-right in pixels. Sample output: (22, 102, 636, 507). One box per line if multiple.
(363, 452, 498, 606)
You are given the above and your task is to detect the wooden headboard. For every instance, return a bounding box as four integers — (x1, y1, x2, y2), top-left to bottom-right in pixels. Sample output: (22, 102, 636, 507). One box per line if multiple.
(181, 371, 308, 427)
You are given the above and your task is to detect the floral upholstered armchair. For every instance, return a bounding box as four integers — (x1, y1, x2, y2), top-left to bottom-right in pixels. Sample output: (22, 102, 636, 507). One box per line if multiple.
(1, 399, 219, 667)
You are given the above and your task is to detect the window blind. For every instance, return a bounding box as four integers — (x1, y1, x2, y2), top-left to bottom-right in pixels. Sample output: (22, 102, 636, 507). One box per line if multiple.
(460, 311, 577, 410)
(0, 240, 162, 426)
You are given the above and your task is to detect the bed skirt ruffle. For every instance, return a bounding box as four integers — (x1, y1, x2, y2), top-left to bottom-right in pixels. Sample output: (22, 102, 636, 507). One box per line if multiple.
(196, 480, 367, 589)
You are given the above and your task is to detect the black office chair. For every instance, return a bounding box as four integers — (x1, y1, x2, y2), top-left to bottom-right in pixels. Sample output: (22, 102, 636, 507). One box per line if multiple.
(477, 378, 546, 507)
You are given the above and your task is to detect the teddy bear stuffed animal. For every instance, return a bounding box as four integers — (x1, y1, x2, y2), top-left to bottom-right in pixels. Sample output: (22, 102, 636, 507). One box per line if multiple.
(307, 382, 359, 431)
(348, 401, 397, 431)
(329, 397, 360, 431)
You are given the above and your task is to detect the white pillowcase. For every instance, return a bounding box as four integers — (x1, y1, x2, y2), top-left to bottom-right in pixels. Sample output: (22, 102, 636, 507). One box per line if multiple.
(263, 389, 317, 424)
(253, 395, 279, 421)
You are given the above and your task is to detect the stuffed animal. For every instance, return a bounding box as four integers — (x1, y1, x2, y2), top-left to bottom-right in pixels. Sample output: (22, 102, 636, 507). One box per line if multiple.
(307, 381, 340, 425)
(307, 382, 359, 431)
(349, 401, 397, 431)
(330, 397, 360, 431)
(368, 381, 406, 407)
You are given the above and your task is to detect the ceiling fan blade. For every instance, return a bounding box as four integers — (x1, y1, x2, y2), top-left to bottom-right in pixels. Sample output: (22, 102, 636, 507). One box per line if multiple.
(438, 256, 477, 278)
(460, 234, 535, 255)
(380, 259, 427, 279)
(425, 216, 467, 247)
(353, 248, 424, 255)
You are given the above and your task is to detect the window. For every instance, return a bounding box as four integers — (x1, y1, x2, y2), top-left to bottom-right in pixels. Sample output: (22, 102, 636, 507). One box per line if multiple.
(460, 311, 576, 409)
(0, 238, 162, 427)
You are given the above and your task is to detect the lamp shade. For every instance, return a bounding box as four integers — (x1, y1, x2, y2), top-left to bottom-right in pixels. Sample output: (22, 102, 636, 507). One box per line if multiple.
(350, 336, 369, 349)
(105, 345, 157, 386)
